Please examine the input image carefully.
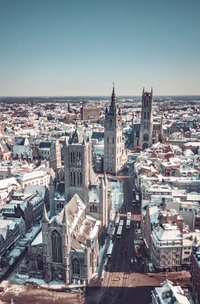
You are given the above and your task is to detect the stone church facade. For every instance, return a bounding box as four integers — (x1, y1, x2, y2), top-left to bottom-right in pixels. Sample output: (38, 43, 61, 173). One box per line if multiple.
(29, 194, 100, 285)
(28, 129, 110, 285)
(132, 88, 163, 150)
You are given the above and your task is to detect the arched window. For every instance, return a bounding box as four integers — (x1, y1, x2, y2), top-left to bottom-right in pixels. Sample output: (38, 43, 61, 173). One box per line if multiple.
(70, 171, 73, 185)
(144, 112, 146, 119)
(72, 151, 75, 163)
(90, 205, 97, 212)
(73, 172, 76, 186)
(37, 254, 43, 270)
(143, 134, 149, 142)
(80, 172, 82, 185)
(51, 230, 62, 263)
(71, 152, 73, 163)
(72, 258, 80, 275)
(77, 152, 81, 165)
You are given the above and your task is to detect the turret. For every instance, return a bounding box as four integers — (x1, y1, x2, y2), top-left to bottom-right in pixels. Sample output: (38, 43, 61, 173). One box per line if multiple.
(42, 204, 49, 223)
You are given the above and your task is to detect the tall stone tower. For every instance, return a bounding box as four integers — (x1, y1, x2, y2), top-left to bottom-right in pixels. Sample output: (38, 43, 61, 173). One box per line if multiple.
(104, 85, 123, 175)
(139, 88, 153, 150)
(64, 129, 96, 203)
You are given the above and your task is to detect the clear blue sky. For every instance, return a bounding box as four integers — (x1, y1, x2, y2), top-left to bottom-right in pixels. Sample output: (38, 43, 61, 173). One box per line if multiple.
(0, 0, 200, 96)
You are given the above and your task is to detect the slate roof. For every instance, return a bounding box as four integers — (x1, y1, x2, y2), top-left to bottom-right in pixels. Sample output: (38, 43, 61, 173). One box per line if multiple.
(38, 141, 51, 149)
(91, 131, 104, 140)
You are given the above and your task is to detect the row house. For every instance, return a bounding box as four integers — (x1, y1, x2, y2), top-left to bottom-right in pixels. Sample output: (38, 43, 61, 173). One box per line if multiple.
(2, 186, 46, 232)
(14, 170, 50, 189)
(0, 218, 25, 257)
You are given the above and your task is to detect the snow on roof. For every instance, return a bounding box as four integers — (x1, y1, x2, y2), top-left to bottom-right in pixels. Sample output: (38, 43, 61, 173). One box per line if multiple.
(0, 177, 19, 190)
(153, 223, 182, 243)
(153, 280, 190, 304)
(31, 231, 43, 246)
(88, 186, 100, 203)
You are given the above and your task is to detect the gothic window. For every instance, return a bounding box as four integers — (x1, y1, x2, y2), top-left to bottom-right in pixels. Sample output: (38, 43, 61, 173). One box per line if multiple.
(70, 172, 73, 186)
(90, 205, 97, 212)
(148, 112, 150, 119)
(80, 172, 82, 185)
(146, 100, 148, 107)
(72, 258, 80, 275)
(107, 137, 109, 143)
(77, 152, 81, 165)
(77, 172, 80, 185)
(73, 172, 76, 185)
(144, 112, 146, 119)
(143, 134, 149, 142)
(51, 230, 62, 263)
(112, 138, 114, 144)
(37, 254, 43, 270)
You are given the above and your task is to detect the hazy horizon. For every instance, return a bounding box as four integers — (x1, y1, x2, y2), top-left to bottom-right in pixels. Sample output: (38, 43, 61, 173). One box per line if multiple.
(0, 0, 200, 96)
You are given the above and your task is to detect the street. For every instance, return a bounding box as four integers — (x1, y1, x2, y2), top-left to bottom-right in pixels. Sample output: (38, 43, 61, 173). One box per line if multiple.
(85, 164, 190, 304)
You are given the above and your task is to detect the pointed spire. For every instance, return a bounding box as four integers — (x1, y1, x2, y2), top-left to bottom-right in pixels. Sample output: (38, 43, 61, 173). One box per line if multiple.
(151, 87, 153, 96)
(111, 82, 116, 104)
(62, 205, 69, 226)
(42, 204, 49, 223)
(142, 87, 145, 95)
(109, 82, 117, 114)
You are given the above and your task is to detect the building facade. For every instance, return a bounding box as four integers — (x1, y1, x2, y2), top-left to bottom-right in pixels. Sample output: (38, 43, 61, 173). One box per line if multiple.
(139, 88, 153, 150)
(29, 194, 100, 285)
(104, 86, 126, 175)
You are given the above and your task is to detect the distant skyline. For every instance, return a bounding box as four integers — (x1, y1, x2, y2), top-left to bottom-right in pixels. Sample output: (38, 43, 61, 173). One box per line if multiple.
(0, 0, 200, 96)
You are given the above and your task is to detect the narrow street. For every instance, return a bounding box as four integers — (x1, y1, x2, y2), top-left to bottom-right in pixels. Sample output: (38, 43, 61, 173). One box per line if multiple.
(85, 164, 190, 304)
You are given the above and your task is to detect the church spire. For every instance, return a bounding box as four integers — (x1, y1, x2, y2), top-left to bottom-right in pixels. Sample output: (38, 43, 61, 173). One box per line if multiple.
(42, 204, 49, 223)
(110, 82, 116, 113)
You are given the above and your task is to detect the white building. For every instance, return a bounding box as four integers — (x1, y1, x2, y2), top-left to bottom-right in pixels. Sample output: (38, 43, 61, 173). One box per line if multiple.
(151, 280, 190, 304)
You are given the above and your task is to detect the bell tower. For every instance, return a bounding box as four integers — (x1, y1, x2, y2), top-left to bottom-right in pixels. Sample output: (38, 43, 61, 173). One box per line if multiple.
(64, 129, 96, 203)
(139, 88, 153, 150)
(104, 84, 124, 175)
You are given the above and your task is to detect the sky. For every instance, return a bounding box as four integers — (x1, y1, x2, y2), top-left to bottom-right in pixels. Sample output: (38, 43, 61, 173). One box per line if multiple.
(0, 0, 200, 96)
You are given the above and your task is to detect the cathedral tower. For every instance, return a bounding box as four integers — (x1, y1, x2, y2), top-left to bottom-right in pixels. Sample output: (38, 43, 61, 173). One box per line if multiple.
(104, 85, 124, 175)
(139, 88, 153, 150)
(64, 129, 96, 203)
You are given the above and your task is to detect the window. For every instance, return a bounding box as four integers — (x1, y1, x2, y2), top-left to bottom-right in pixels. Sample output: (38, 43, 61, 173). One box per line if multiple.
(143, 134, 149, 142)
(72, 258, 80, 275)
(90, 204, 97, 212)
(144, 112, 146, 119)
(51, 230, 62, 263)
(37, 254, 43, 270)
(77, 152, 81, 165)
